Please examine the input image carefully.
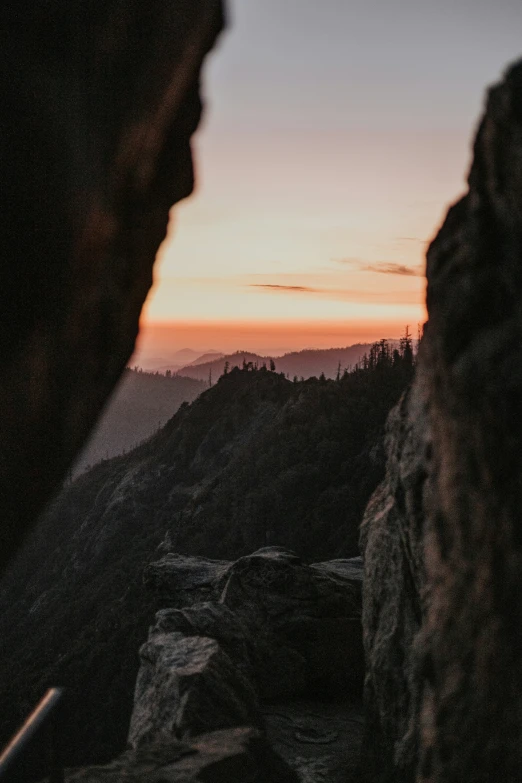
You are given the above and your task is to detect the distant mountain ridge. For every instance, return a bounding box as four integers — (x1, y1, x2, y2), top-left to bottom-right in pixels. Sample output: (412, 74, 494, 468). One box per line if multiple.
(176, 344, 373, 382)
(72, 343, 393, 477)
(137, 348, 222, 373)
(188, 351, 225, 367)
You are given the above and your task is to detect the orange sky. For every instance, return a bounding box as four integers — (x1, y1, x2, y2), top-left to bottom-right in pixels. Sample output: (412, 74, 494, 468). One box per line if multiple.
(134, 317, 425, 362)
(134, 1, 521, 367)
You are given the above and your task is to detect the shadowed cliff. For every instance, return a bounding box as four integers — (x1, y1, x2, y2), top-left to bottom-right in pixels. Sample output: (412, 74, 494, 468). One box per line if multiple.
(0, 0, 224, 576)
(361, 59, 522, 783)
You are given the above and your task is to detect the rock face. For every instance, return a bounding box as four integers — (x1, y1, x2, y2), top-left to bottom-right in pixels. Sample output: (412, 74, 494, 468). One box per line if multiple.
(128, 632, 262, 747)
(132, 547, 364, 782)
(63, 547, 363, 781)
(146, 546, 364, 700)
(143, 555, 232, 607)
(0, 0, 224, 576)
(64, 728, 299, 782)
(418, 60, 522, 783)
(360, 386, 428, 782)
(361, 60, 522, 782)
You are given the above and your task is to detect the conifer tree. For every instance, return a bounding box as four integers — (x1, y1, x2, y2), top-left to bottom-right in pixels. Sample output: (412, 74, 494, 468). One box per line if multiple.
(399, 325, 413, 365)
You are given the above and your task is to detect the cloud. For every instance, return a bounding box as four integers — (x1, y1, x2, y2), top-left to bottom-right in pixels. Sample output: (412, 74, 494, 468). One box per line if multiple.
(333, 258, 423, 277)
(247, 282, 419, 305)
(249, 284, 320, 293)
(361, 263, 423, 277)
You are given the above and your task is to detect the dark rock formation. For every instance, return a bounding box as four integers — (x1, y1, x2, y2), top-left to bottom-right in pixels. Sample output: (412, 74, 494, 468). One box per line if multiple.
(62, 547, 363, 781)
(0, 0, 224, 576)
(64, 728, 299, 782)
(152, 603, 308, 702)
(361, 60, 522, 782)
(133, 548, 364, 780)
(144, 555, 232, 607)
(221, 548, 363, 697)
(148, 546, 364, 699)
(417, 60, 522, 783)
(128, 632, 262, 747)
(360, 385, 428, 782)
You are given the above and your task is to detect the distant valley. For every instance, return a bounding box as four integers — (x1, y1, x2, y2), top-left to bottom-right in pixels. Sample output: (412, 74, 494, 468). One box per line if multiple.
(75, 344, 375, 478)
(72, 368, 205, 476)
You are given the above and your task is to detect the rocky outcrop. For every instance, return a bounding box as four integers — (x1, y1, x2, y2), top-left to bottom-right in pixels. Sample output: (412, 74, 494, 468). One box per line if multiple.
(360, 385, 428, 782)
(0, 0, 224, 576)
(64, 728, 299, 782)
(60, 547, 364, 781)
(128, 633, 262, 747)
(143, 554, 232, 607)
(361, 60, 522, 782)
(145, 546, 364, 699)
(151, 603, 308, 702)
(417, 60, 522, 783)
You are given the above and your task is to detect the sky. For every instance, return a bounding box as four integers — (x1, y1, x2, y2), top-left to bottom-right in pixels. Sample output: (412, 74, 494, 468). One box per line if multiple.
(135, 0, 521, 364)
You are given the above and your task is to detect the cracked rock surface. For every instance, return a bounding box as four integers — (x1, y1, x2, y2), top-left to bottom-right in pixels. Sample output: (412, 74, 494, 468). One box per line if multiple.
(63, 547, 364, 781)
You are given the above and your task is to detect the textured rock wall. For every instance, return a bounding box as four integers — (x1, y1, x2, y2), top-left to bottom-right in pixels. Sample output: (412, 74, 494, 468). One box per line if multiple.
(418, 61, 522, 783)
(360, 385, 428, 782)
(361, 60, 522, 782)
(0, 0, 224, 576)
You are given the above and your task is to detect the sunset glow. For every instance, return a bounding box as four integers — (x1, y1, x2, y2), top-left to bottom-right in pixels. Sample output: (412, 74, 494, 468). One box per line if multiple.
(136, 0, 521, 366)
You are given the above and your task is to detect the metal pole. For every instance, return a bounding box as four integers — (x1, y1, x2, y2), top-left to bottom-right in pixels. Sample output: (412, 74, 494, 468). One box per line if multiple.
(0, 688, 64, 780)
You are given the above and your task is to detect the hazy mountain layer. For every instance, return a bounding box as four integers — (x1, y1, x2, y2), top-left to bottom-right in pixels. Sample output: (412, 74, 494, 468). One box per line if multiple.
(72, 369, 205, 476)
(187, 351, 225, 366)
(176, 344, 373, 382)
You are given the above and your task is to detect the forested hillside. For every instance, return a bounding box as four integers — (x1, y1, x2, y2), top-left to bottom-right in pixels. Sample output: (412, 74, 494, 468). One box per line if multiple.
(0, 340, 414, 769)
(176, 344, 373, 382)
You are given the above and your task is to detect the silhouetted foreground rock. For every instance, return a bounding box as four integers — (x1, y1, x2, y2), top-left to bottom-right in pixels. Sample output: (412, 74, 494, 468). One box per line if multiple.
(418, 59, 522, 783)
(64, 728, 299, 782)
(361, 60, 522, 782)
(0, 0, 224, 576)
